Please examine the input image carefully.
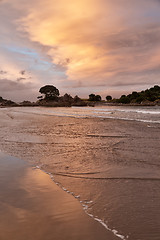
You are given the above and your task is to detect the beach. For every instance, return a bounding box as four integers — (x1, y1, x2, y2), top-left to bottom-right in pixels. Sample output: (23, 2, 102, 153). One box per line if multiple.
(0, 151, 119, 240)
(0, 106, 160, 240)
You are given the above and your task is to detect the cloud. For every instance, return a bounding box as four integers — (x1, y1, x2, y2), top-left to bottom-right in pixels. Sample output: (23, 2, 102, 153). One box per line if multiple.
(0, 0, 160, 100)
(0, 78, 37, 101)
(20, 70, 26, 75)
(18, 0, 160, 86)
(0, 79, 32, 91)
(0, 70, 8, 74)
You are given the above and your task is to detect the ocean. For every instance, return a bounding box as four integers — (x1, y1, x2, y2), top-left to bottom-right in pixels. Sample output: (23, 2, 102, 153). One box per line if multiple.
(0, 105, 160, 240)
(7, 105, 160, 123)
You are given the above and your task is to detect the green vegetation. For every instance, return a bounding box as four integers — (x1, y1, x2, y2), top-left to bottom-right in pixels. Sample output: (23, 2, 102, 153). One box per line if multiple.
(106, 95, 112, 101)
(116, 85, 160, 104)
(89, 94, 102, 101)
(0, 96, 4, 102)
(37, 85, 87, 107)
(0, 96, 17, 106)
(39, 85, 60, 101)
(0, 84, 160, 107)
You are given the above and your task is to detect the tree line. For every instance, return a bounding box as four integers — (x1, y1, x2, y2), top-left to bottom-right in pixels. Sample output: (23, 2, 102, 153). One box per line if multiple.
(0, 84, 159, 107)
(37, 85, 87, 107)
(30, 85, 160, 104)
(115, 85, 160, 104)
(88, 85, 160, 103)
(37, 84, 160, 104)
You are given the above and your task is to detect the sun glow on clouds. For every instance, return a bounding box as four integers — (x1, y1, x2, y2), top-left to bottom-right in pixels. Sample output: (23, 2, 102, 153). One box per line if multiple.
(20, 0, 119, 82)
(19, 0, 160, 87)
(1, 0, 160, 100)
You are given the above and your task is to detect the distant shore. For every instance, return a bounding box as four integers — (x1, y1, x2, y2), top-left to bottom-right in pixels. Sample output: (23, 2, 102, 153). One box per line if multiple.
(1, 84, 160, 108)
(0, 100, 160, 108)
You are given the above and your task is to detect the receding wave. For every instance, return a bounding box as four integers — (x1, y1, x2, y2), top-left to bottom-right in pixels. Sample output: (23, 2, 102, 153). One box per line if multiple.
(86, 134, 126, 138)
(52, 172, 160, 181)
(8, 106, 160, 124)
(38, 166, 128, 240)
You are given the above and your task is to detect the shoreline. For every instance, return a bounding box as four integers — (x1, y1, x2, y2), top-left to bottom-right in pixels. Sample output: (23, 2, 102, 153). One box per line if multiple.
(0, 101, 160, 108)
(1, 106, 160, 125)
(40, 166, 127, 240)
(0, 151, 119, 240)
(0, 107, 160, 240)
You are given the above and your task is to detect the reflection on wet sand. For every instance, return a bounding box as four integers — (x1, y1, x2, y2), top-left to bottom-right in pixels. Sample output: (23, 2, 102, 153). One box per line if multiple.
(0, 107, 160, 240)
(0, 152, 119, 240)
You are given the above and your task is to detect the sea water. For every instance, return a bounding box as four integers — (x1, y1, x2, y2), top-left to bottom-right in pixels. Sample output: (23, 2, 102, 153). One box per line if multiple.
(0, 106, 160, 240)
(8, 105, 160, 123)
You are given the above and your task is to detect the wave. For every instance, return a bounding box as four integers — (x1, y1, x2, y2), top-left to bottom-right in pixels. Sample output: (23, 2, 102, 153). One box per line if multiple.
(92, 106, 160, 114)
(36, 166, 128, 240)
(7, 106, 160, 124)
(104, 116, 160, 124)
(48, 172, 160, 181)
(95, 109, 160, 115)
(86, 134, 126, 138)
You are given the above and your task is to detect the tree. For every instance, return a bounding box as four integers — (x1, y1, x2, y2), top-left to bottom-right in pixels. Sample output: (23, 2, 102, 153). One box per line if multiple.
(89, 94, 96, 101)
(95, 95, 101, 101)
(119, 95, 130, 104)
(73, 95, 81, 103)
(89, 94, 102, 101)
(153, 85, 160, 91)
(63, 93, 73, 102)
(39, 85, 60, 101)
(37, 96, 43, 100)
(106, 95, 112, 101)
(115, 85, 160, 104)
(0, 96, 4, 102)
(131, 91, 139, 98)
(135, 95, 145, 103)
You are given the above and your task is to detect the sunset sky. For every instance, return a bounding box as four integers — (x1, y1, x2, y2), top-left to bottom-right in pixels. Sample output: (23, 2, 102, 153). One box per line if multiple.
(0, 0, 160, 101)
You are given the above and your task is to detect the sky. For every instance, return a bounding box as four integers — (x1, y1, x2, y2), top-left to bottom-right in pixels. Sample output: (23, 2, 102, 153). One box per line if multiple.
(0, 0, 160, 101)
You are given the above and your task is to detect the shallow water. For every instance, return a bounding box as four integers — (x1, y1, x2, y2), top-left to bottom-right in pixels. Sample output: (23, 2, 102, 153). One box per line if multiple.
(0, 151, 117, 240)
(6, 105, 160, 123)
(0, 107, 160, 240)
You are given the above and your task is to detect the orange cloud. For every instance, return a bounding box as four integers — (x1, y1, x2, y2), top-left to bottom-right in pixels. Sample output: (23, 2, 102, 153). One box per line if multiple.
(17, 0, 160, 89)
(18, 0, 124, 82)
(1, 0, 160, 100)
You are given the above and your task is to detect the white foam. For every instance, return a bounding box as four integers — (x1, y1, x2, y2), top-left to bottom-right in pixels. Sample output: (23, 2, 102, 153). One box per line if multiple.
(93, 218, 128, 240)
(38, 166, 129, 240)
(85, 200, 93, 204)
(75, 195, 80, 198)
(10, 106, 160, 124)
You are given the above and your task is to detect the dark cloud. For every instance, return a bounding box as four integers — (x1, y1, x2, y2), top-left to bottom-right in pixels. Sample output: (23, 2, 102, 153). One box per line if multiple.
(0, 70, 7, 74)
(0, 78, 38, 101)
(20, 70, 26, 75)
(105, 24, 160, 50)
(115, 65, 160, 77)
(0, 78, 32, 91)
(17, 77, 26, 82)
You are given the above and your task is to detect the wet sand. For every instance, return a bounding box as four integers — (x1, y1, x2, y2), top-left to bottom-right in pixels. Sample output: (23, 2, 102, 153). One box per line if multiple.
(0, 107, 160, 240)
(0, 151, 119, 240)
